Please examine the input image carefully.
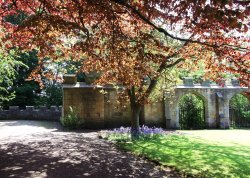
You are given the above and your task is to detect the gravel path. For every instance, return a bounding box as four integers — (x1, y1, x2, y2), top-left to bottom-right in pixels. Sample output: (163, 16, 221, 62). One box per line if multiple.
(0, 120, 180, 178)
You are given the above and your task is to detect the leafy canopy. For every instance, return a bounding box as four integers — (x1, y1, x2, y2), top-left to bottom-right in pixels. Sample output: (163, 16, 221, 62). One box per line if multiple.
(0, 0, 249, 104)
(0, 47, 25, 102)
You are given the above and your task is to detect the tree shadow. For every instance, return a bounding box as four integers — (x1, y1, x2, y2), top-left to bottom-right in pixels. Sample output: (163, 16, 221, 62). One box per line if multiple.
(0, 130, 180, 178)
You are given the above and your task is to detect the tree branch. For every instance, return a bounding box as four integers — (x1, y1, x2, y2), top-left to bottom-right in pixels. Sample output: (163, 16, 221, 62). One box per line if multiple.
(111, 0, 249, 51)
(140, 56, 184, 103)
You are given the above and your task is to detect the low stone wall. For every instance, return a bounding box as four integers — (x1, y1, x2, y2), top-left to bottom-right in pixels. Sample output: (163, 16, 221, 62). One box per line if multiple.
(0, 106, 62, 121)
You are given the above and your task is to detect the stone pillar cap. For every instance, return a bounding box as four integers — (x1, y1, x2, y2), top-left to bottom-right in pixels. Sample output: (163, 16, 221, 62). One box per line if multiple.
(201, 79, 211, 86)
(231, 79, 240, 86)
(64, 74, 76, 77)
(183, 77, 194, 86)
(63, 74, 77, 84)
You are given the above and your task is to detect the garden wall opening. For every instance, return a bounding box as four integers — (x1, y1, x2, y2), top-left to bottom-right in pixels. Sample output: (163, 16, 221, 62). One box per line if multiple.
(178, 93, 206, 129)
(229, 93, 250, 128)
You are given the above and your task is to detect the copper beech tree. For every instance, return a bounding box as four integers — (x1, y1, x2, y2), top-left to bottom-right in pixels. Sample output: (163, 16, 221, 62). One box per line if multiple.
(0, 0, 249, 136)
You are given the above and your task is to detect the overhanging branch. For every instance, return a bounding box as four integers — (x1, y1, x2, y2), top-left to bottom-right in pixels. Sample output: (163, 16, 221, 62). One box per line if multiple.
(111, 0, 249, 51)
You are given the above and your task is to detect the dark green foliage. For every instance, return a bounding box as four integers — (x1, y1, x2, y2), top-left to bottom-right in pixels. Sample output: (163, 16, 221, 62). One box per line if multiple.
(2, 13, 63, 108)
(60, 106, 84, 129)
(3, 50, 63, 108)
(4, 11, 27, 25)
(230, 94, 250, 128)
(0, 49, 26, 104)
(179, 94, 205, 129)
(34, 84, 62, 107)
(230, 94, 250, 109)
(3, 50, 41, 108)
(62, 60, 90, 83)
(1, 13, 40, 108)
(44, 84, 62, 107)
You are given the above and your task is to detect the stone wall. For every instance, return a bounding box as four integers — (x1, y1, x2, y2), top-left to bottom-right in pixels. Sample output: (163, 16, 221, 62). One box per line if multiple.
(63, 82, 165, 129)
(144, 102, 165, 127)
(63, 75, 249, 129)
(0, 106, 62, 121)
(63, 87, 106, 128)
(103, 90, 131, 128)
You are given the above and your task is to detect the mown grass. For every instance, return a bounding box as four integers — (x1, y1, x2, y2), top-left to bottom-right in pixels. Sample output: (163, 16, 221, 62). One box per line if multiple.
(116, 133, 250, 178)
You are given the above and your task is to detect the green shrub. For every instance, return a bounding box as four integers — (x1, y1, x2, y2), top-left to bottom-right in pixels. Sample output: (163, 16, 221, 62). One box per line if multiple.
(60, 106, 84, 129)
(179, 94, 205, 129)
(230, 94, 250, 127)
(242, 111, 250, 120)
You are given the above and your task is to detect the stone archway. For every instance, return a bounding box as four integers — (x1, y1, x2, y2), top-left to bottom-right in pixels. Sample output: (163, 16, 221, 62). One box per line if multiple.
(164, 78, 249, 129)
(178, 93, 206, 129)
(165, 88, 209, 129)
(229, 92, 250, 128)
(176, 89, 209, 129)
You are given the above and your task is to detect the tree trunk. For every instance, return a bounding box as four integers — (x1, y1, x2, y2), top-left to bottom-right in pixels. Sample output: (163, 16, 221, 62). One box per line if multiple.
(128, 86, 142, 139)
(139, 105, 145, 126)
(131, 104, 141, 139)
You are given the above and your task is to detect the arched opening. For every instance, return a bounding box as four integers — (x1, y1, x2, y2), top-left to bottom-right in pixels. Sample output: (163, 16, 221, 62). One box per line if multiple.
(229, 93, 250, 128)
(178, 93, 206, 129)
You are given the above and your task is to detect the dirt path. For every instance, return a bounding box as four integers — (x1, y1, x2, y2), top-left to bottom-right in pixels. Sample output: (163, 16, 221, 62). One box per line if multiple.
(0, 120, 180, 178)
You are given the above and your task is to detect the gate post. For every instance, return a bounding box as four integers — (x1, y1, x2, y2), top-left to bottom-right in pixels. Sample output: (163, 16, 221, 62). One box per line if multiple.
(164, 95, 179, 129)
(216, 92, 230, 129)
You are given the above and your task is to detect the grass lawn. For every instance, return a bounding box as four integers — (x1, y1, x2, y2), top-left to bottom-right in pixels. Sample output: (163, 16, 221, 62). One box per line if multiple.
(119, 130, 250, 178)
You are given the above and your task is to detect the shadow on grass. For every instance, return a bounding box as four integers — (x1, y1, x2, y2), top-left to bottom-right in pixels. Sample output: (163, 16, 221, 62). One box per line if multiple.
(120, 135, 250, 178)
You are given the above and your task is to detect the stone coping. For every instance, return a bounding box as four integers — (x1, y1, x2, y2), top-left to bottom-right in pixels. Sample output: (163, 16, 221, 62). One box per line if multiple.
(63, 82, 248, 90)
(1, 106, 62, 111)
(177, 84, 248, 89)
(63, 82, 123, 89)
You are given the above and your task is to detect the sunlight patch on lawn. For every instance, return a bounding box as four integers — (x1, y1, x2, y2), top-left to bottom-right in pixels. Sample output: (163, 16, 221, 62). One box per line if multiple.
(120, 132, 250, 178)
(179, 129, 250, 146)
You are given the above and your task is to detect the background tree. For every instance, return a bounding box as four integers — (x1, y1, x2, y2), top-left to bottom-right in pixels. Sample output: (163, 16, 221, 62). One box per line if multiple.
(0, 47, 24, 105)
(1, 12, 64, 108)
(0, 0, 249, 137)
(4, 51, 64, 108)
(5, 50, 41, 108)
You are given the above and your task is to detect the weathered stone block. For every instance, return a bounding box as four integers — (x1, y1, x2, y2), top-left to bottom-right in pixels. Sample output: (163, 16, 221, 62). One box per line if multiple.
(39, 106, 47, 112)
(26, 106, 34, 111)
(50, 106, 58, 111)
(9, 106, 19, 111)
(63, 74, 77, 84)
(166, 119, 171, 129)
(231, 79, 240, 86)
(58, 106, 63, 112)
(0, 105, 62, 121)
(183, 77, 194, 86)
(201, 80, 211, 86)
